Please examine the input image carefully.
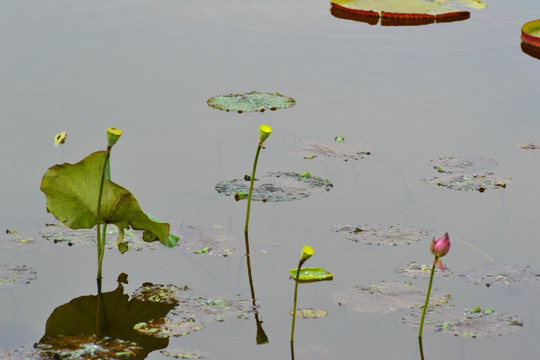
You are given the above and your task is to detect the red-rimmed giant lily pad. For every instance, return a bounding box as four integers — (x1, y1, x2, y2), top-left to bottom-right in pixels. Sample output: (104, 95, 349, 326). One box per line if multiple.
(330, 0, 485, 21)
(521, 19, 540, 48)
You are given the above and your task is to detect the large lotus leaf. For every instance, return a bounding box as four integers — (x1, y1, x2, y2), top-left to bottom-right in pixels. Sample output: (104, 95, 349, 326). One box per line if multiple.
(207, 91, 296, 113)
(215, 171, 333, 202)
(40, 151, 174, 251)
(331, 0, 484, 18)
(0, 265, 37, 289)
(289, 267, 334, 282)
(332, 224, 427, 246)
(403, 305, 523, 337)
(458, 265, 539, 287)
(295, 139, 371, 162)
(332, 281, 450, 314)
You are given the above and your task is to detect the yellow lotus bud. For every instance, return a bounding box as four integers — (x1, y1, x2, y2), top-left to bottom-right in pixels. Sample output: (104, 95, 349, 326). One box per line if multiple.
(107, 127, 123, 147)
(259, 124, 272, 144)
(54, 131, 67, 147)
(300, 245, 314, 262)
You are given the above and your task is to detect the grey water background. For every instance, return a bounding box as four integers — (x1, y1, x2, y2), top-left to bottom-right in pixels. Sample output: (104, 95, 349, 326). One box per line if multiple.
(1, 0, 540, 358)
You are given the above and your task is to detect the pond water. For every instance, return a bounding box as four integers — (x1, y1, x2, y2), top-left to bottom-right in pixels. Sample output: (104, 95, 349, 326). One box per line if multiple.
(2, 0, 540, 359)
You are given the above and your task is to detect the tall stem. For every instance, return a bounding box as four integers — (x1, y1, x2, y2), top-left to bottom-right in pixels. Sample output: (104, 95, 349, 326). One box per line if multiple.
(244, 144, 262, 234)
(418, 259, 437, 339)
(96, 148, 111, 280)
(290, 259, 305, 343)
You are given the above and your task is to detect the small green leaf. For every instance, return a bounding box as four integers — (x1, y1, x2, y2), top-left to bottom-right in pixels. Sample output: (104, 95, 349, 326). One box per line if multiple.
(289, 267, 333, 282)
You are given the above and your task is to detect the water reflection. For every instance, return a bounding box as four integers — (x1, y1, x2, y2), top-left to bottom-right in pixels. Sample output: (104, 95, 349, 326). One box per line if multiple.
(521, 42, 540, 60)
(244, 233, 269, 345)
(330, 7, 469, 26)
(39, 273, 175, 359)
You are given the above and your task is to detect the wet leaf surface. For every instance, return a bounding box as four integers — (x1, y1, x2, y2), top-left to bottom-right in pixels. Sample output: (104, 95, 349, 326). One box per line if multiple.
(290, 308, 328, 319)
(403, 305, 523, 337)
(458, 265, 539, 287)
(207, 91, 295, 113)
(215, 171, 333, 202)
(332, 224, 428, 246)
(332, 281, 450, 314)
(0, 265, 37, 288)
(395, 261, 452, 279)
(422, 156, 510, 192)
(294, 139, 371, 162)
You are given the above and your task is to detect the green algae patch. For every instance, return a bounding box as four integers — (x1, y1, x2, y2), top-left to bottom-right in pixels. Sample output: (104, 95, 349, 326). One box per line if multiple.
(289, 267, 333, 282)
(403, 305, 523, 337)
(215, 171, 333, 202)
(332, 224, 427, 246)
(331, 0, 484, 20)
(207, 91, 296, 113)
(332, 281, 450, 314)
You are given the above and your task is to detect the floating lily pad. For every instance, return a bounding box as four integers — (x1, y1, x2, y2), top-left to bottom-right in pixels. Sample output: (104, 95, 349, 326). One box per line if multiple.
(289, 267, 334, 282)
(458, 265, 539, 287)
(215, 171, 333, 202)
(521, 19, 540, 48)
(395, 261, 452, 279)
(132, 283, 184, 305)
(133, 317, 204, 338)
(0, 265, 37, 288)
(331, 0, 484, 21)
(332, 281, 450, 314)
(514, 143, 540, 150)
(422, 156, 510, 192)
(161, 348, 209, 359)
(37, 334, 143, 359)
(403, 305, 523, 337)
(295, 139, 371, 161)
(0, 229, 37, 250)
(207, 91, 296, 113)
(332, 224, 427, 246)
(290, 308, 328, 319)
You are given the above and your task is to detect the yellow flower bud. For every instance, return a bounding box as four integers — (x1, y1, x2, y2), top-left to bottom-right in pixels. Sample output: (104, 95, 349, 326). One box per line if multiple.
(259, 124, 272, 144)
(54, 131, 67, 147)
(107, 127, 123, 147)
(300, 245, 314, 262)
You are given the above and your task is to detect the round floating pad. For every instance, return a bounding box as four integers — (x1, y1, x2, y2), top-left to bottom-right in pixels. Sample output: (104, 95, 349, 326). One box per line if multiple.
(522, 19, 540, 48)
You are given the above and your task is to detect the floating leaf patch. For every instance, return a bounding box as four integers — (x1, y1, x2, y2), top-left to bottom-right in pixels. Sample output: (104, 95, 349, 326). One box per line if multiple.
(458, 265, 539, 287)
(295, 139, 371, 162)
(332, 224, 427, 246)
(37, 334, 143, 359)
(514, 143, 540, 150)
(331, 0, 485, 20)
(133, 317, 204, 338)
(332, 281, 450, 314)
(0, 265, 37, 288)
(161, 348, 209, 359)
(395, 261, 452, 279)
(215, 171, 333, 202)
(290, 308, 329, 319)
(289, 267, 334, 282)
(207, 91, 296, 113)
(422, 156, 510, 192)
(402, 305, 523, 337)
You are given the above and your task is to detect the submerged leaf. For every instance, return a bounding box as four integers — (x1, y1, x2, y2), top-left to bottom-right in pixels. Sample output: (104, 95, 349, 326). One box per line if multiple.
(215, 171, 333, 202)
(207, 91, 295, 113)
(161, 348, 209, 359)
(295, 139, 371, 162)
(289, 267, 334, 282)
(403, 305, 523, 337)
(0, 265, 37, 289)
(332, 224, 427, 246)
(290, 308, 329, 319)
(458, 265, 539, 287)
(395, 261, 452, 279)
(332, 281, 450, 314)
(40, 151, 172, 252)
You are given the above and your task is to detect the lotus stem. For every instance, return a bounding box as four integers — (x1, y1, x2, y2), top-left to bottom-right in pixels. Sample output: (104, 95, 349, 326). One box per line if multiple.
(96, 148, 111, 280)
(418, 260, 437, 339)
(244, 144, 262, 234)
(290, 259, 303, 343)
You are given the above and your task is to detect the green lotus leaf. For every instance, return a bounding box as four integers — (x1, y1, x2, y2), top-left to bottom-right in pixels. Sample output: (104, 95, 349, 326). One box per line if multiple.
(207, 91, 296, 113)
(289, 267, 333, 282)
(331, 0, 484, 19)
(40, 151, 174, 252)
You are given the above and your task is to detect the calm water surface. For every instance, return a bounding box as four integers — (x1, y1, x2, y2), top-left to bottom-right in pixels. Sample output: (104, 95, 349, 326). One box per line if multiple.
(1, 0, 540, 359)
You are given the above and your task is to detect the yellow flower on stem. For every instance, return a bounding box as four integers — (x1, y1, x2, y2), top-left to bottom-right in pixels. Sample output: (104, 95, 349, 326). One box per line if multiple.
(107, 127, 123, 147)
(259, 124, 272, 144)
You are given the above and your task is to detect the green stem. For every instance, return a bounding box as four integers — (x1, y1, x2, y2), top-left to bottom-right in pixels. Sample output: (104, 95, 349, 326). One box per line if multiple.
(290, 259, 305, 343)
(96, 148, 111, 280)
(244, 144, 262, 234)
(418, 259, 437, 339)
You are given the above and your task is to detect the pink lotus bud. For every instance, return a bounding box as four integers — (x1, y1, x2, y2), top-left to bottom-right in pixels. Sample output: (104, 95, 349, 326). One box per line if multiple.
(430, 232, 450, 271)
